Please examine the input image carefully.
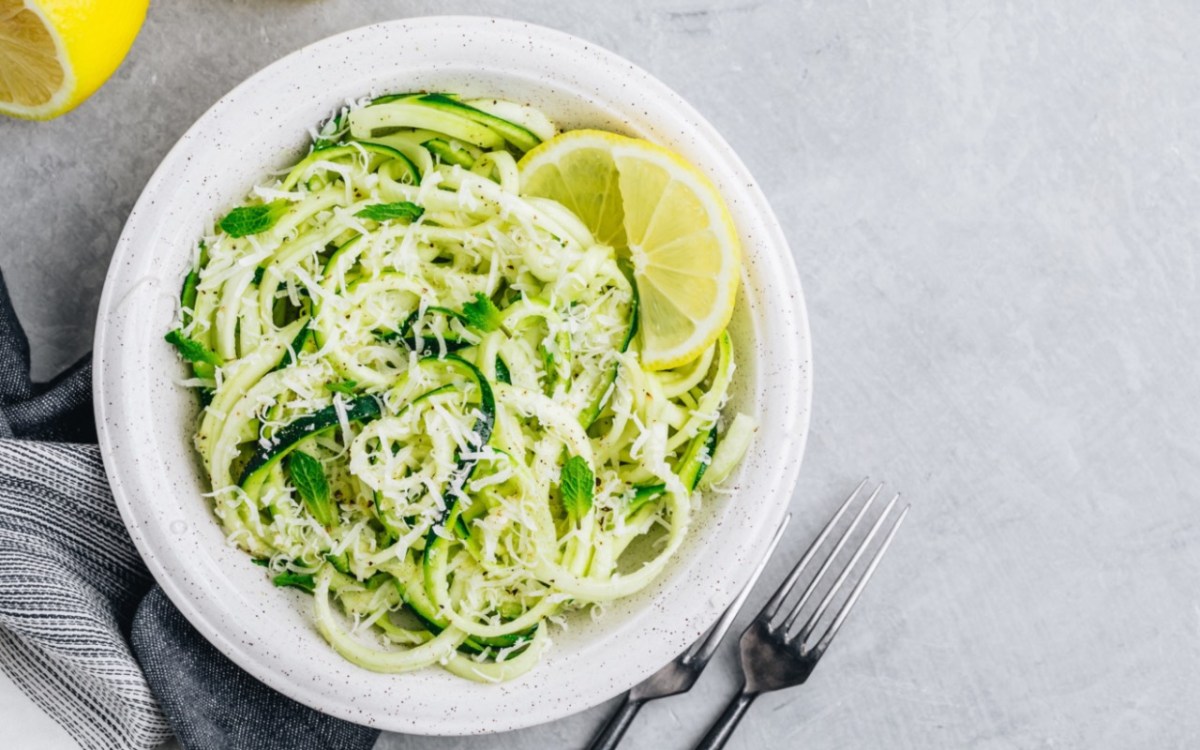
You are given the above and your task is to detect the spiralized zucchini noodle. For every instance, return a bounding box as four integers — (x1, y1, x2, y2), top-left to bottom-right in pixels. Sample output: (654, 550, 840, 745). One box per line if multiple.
(167, 93, 755, 680)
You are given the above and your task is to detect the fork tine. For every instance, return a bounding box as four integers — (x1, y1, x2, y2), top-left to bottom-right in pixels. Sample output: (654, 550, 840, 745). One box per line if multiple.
(759, 478, 871, 623)
(684, 513, 791, 665)
(791, 493, 904, 649)
(807, 502, 909, 656)
(777, 482, 883, 634)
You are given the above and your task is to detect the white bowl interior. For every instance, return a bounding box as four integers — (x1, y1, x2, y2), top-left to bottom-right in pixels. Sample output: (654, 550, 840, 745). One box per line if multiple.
(95, 17, 810, 734)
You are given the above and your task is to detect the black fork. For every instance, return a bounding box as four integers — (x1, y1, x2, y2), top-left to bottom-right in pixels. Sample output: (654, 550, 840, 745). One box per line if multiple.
(694, 480, 910, 750)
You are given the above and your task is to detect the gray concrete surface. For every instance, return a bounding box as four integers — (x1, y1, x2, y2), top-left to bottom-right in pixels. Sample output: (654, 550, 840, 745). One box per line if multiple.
(3, 0, 1199, 747)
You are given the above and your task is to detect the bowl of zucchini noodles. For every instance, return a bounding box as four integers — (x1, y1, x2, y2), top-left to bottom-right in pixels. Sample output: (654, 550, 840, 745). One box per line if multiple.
(94, 17, 811, 734)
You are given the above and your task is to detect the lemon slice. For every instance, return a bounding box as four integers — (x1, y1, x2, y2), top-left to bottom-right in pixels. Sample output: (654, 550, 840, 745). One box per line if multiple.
(0, 0, 148, 120)
(519, 130, 740, 370)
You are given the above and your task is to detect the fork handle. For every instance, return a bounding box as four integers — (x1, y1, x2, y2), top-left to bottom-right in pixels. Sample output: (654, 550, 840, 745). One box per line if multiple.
(694, 689, 759, 750)
(586, 694, 646, 750)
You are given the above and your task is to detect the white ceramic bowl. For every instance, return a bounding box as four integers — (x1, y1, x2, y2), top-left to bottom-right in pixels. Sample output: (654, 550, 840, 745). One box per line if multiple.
(94, 17, 811, 735)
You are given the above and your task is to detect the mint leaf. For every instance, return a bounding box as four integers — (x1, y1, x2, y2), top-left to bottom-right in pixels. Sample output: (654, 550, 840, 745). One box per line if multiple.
(272, 573, 315, 593)
(219, 200, 289, 238)
(327, 379, 357, 395)
(165, 329, 223, 367)
(286, 451, 335, 527)
(461, 292, 503, 332)
(560, 455, 595, 522)
(355, 201, 424, 223)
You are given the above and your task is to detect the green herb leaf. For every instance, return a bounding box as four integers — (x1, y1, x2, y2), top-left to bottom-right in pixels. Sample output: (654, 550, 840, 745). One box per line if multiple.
(252, 266, 266, 285)
(560, 455, 595, 522)
(219, 200, 289, 238)
(165, 329, 223, 367)
(286, 451, 335, 527)
(328, 379, 358, 395)
(461, 292, 503, 332)
(251, 557, 270, 567)
(354, 201, 425, 223)
(272, 573, 315, 593)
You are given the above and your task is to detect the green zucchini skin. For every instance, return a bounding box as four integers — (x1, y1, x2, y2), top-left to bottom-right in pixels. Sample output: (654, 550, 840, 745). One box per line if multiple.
(276, 322, 312, 371)
(386, 355, 532, 651)
(422, 137, 476, 168)
(418, 356, 523, 644)
(378, 334, 472, 356)
(239, 395, 382, 498)
(413, 93, 542, 153)
(282, 142, 420, 191)
(494, 356, 512, 385)
(169, 93, 748, 677)
(352, 92, 541, 153)
(420, 354, 496, 456)
(179, 269, 199, 326)
(394, 575, 535, 651)
(680, 426, 719, 490)
(581, 284, 639, 428)
(377, 306, 474, 355)
(240, 355, 493, 501)
(174, 252, 210, 381)
(628, 424, 717, 513)
(366, 91, 426, 106)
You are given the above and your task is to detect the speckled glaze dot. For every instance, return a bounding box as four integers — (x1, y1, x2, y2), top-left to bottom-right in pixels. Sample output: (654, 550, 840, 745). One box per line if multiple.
(93, 16, 811, 736)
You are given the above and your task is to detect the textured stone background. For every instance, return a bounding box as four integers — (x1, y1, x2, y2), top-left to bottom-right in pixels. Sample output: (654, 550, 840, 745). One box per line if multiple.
(2, 1, 1199, 748)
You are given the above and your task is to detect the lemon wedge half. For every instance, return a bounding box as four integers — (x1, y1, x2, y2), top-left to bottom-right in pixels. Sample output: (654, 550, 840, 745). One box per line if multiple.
(0, 0, 148, 120)
(519, 130, 741, 370)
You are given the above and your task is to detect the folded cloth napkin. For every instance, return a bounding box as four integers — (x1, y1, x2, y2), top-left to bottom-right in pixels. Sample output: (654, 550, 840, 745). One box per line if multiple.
(0, 271, 380, 750)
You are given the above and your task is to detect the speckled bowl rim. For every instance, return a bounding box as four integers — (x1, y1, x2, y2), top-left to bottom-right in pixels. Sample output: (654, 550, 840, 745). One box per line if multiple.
(94, 17, 811, 735)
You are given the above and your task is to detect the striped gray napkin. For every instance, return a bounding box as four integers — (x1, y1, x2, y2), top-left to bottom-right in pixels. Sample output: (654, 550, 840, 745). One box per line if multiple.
(0, 271, 379, 750)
